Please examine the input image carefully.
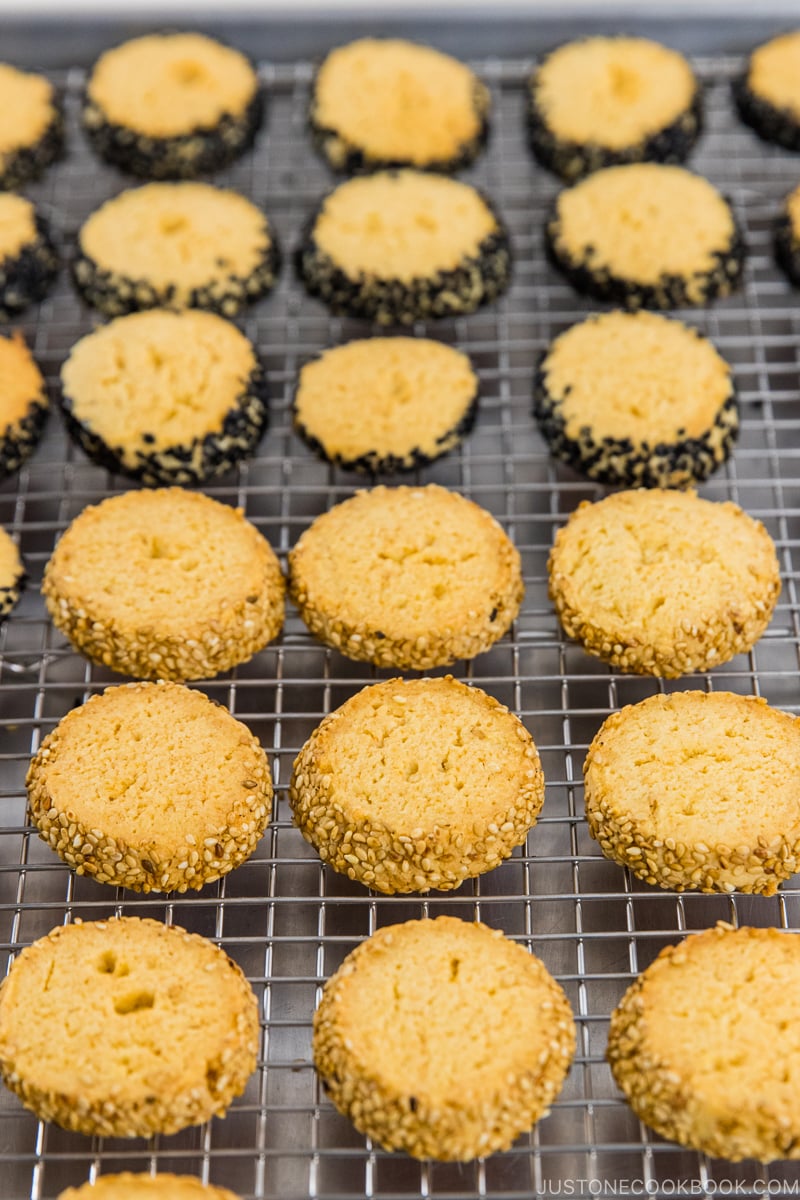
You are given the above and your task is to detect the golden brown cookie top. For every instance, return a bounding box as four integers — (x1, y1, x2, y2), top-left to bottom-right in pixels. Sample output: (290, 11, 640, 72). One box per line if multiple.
(0, 193, 38, 260)
(59, 1175, 240, 1200)
(747, 31, 800, 120)
(0, 526, 22, 587)
(0, 63, 58, 157)
(533, 37, 696, 149)
(313, 38, 487, 167)
(310, 171, 499, 282)
(87, 33, 258, 139)
(0, 331, 46, 430)
(786, 183, 800, 232)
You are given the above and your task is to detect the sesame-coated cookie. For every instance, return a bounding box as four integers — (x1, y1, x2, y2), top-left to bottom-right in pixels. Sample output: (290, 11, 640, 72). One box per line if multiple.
(59, 1177, 240, 1200)
(0, 63, 64, 190)
(83, 32, 262, 179)
(0, 917, 259, 1137)
(42, 489, 285, 681)
(293, 337, 478, 474)
(61, 310, 268, 485)
(0, 526, 25, 623)
(533, 311, 737, 488)
(27, 681, 272, 893)
(309, 38, 489, 173)
(0, 331, 49, 483)
(545, 164, 743, 309)
(0, 193, 59, 319)
(288, 484, 523, 670)
(291, 676, 543, 894)
(313, 916, 575, 1160)
(296, 170, 511, 326)
(548, 489, 780, 678)
(585, 691, 800, 894)
(775, 183, 800, 288)
(608, 923, 800, 1161)
(73, 183, 279, 318)
(734, 32, 800, 152)
(528, 37, 702, 183)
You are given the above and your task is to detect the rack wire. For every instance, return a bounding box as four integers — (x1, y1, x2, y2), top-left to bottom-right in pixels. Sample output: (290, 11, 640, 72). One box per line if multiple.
(1, 48, 800, 1200)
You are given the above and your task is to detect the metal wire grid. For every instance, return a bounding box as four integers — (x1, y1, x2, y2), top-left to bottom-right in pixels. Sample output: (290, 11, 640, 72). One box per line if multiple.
(0, 47, 800, 1200)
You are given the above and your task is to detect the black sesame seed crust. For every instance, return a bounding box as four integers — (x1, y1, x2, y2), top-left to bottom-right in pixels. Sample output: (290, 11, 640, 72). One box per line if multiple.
(775, 210, 800, 287)
(0, 566, 26, 624)
(0, 213, 60, 320)
(0, 400, 49, 483)
(544, 207, 745, 311)
(296, 199, 511, 326)
(308, 79, 490, 175)
(733, 70, 800, 152)
(527, 78, 703, 183)
(533, 351, 739, 488)
(82, 87, 264, 180)
(0, 97, 65, 191)
(61, 361, 268, 486)
(72, 234, 280, 319)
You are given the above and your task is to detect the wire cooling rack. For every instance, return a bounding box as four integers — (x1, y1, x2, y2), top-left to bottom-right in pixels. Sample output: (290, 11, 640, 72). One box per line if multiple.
(2, 44, 800, 1200)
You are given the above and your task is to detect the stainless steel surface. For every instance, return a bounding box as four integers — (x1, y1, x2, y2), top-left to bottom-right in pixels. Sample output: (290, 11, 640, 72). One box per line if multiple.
(2, 51, 800, 1200)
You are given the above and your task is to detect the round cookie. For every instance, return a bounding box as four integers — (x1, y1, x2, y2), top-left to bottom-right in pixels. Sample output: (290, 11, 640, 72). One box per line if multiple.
(59, 1178, 240, 1200)
(775, 183, 800, 288)
(290, 676, 543, 894)
(296, 170, 511, 326)
(73, 183, 280, 318)
(548, 489, 780, 678)
(734, 32, 800, 152)
(584, 691, 800, 894)
(533, 311, 737, 488)
(608, 924, 800, 1162)
(309, 38, 489, 173)
(0, 192, 59, 318)
(27, 680, 272, 893)
(0, 526, 25, 623)
(83, 32, 262, 179)
(0, 917, 258, 1137)
(288, 484, 523, 670)
(545, 164, 743, 309)
(42, 488, 285, 681)
(313, 916, 575, 1160)
(293, 337, 478, 473)
(0, 62, 64, 190)
(0, 331, 49, 483)
(60, 310, 268, 485)
(528, 37, 702, 182)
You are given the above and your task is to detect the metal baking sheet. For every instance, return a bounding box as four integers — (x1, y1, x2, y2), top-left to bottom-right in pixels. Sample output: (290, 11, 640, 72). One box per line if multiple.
(1, 32, 800, 1200)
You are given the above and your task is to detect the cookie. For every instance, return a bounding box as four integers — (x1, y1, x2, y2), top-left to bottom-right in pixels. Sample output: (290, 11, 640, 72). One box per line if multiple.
(0, 192, 59, 318)
(0, 331, 49, 482)
(60, 310, 268, 485)
(59, 1178, 239, 1200)
(528, 37, 702, 182)
(533, 311, 737, 488)
(27, 680, 272, 893)
(608, 923, 800, 1161)
(73, 183, 280, 318)
(291, 675, 543, 894)
(734, 32, 800, 152)
(288, 484, 523, 670)
(775, 183, 800, 287)
(42, 488, 285, 681)
(314, 916, 575, 1160)
(545, 164, 743, 309)
(83, 32, 262, 179)
(296, 170, 510, 325)
(548, 489, 780, 677)
(292, 337, 478, 473)
(0, 526, 25, 623)
(0, 917, 258, 1137)
(0, 62, 64, 190)
(584, 691, 800, 894)
(309, 38, 489, 173)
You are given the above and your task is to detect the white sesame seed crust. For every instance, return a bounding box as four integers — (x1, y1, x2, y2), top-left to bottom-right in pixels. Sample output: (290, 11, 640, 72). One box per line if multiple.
(58, 1173, 241, 1200)
(313, 917, 576, 1161)
(608, 924, 800, 1161)
(26, 681, 272, 893)
(548, 490, 781, 678)
(0, 917, 259, 1138)
(290, 676, 544, 894)
(584, 691, 800, 895)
